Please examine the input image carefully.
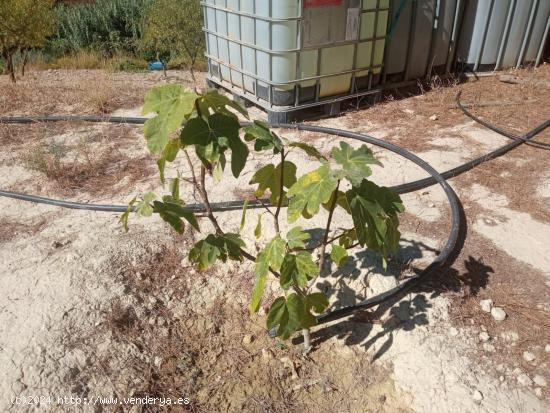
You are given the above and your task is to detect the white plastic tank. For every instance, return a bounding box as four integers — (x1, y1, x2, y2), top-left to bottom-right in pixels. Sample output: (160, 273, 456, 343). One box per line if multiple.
(203, 0, 390, 107)
(457, 0, 550, 70)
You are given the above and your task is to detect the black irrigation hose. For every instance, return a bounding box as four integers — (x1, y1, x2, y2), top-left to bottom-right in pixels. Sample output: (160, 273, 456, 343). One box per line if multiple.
(1, 119, 462, 327)
(0, 115, 148, 125)
(0, 97, 548, 325)
(457, 94, 550, 150)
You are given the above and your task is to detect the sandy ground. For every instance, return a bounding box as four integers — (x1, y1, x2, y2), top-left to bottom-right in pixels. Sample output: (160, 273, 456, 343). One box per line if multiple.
(0, 67, 549, 412)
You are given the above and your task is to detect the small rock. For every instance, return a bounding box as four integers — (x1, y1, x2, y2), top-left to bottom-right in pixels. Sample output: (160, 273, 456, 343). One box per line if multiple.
(545, 344, 550, 353)
(449, 327, 459, 337)
(523, 351, 536, 362)
(483, 343, 495, 352)
(12, 380, 27, 394)
(472, 390, 483, 403)
(261, 348, 273, 361)
(404, 109, 415, 115)
(421, 190, 430, 195)
(534, 387, 543, 398)
(429, 114, 439, 121)
(153, 356, 163, 368)
(533, 375, 547, 387)
(491, 307, 506, 321)
(499, 376, 505, 382)
(429, 203, 436, 208)
(479, 332, 490, 342)
(517, 374, 533, 387)
(242, 334, 254, 345)
(480, 299, 493, 313)
(501, 331, 519, 342)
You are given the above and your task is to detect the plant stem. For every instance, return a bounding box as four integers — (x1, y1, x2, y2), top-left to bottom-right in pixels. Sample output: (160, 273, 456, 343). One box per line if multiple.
(302, 329, 312, 354)
(273, 149, 286, 234)
(317, 181, 340, 279)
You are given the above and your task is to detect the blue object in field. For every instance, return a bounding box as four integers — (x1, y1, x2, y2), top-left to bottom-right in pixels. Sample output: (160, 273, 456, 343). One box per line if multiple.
(148, 60, 165, 71)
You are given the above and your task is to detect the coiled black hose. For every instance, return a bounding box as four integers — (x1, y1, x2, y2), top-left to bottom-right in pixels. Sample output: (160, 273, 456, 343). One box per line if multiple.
(0, 94, 548, 325)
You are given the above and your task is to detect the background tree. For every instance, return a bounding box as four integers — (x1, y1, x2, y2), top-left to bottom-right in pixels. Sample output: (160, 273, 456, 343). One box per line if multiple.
(0, 0, 56, 82)
(141, 0, 204, 81)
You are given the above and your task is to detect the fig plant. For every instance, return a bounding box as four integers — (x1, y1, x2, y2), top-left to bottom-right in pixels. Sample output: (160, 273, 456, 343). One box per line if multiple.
(122, 85, 405, 352)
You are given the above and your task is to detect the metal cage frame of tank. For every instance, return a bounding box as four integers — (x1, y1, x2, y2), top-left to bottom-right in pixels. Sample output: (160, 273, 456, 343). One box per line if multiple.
(455, 0, 550, 72)
(202, 0, 392, 120)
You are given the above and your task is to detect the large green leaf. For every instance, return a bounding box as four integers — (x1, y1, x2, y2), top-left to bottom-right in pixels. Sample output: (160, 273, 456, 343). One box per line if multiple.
(153, 200, 200, 233)
(197, 90, 249, 119)
(286, 163, 338, 222)
(250, 236, 286, 313)
(279, 251, 318, 290)
(189, 233, 245, 271)
(279, 254, 308, 290)
(332, 142, 382, 187)
(346, 180, 404, 256)
(295, 252, 319, 279)
(142, 85, 198, 154)
(266, 293, 325, 340)
(286, 226, 310, 249)
(305, 292, 329, 314)
(244, 120, 283, 153)
(180, 113, 248, 177)
(249, 161, 297, 204)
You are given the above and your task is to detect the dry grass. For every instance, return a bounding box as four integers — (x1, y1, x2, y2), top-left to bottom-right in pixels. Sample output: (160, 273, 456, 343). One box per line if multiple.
(18, 131, 154, 196)
(0, 218, 47, 243)
(51, 238, 411, 413)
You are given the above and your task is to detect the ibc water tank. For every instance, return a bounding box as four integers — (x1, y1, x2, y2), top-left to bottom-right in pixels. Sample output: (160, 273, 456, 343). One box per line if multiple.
(203, 0, 391, 119)
(457, 0, 550, 71)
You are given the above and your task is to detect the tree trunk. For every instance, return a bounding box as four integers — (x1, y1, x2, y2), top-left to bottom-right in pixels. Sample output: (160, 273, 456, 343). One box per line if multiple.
(6, 52, 16, 83)
(21, 49, 29, 77)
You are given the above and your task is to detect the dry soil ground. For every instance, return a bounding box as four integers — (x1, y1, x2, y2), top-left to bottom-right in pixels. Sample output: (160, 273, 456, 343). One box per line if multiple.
(0, 67, 549, 413)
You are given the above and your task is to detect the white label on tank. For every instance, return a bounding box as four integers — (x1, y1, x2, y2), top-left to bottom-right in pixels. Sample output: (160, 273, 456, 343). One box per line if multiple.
(346, 8, 360, 41)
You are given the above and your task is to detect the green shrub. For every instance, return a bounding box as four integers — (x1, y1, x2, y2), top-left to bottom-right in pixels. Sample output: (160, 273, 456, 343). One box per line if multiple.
(47, 0, 154, 57)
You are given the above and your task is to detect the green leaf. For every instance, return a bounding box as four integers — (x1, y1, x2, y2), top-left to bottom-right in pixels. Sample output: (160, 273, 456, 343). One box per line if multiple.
(305, 292, 329, 314)
(244, 120, 283, 153)
(197, 90, 249, 119)
(181, 114, 248, 178)
(332, 142, 382, 187)
(153, 200, 200, 232)
(330, 245, 349, 267)
(346, 180, 404, 256)
(142, 85, 198, 154)
(189, 233, 245, 271)
(119, 197, 137, 232)
(135, 192, 156, 217)
(287, 163, 338, 222)
(295, 251, 319, 279)
(169, 177, 180, 201)
(254, 214, 262, 239)
(189, 234, 225, 270)
(250, 270, 268, 314)
(240, 199, 249, 233)
(266, 293, 319, 340)
(288, 141, 326, 160)
(279, 254, 308, 290)
(249, 161, 297, 204)
(266, 297, 287, 329)
(255, 236, 286, 277)
(286, 226, 310, 249)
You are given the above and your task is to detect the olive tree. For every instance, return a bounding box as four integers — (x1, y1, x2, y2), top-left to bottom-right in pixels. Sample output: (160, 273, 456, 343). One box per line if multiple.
(141, 0, 204, 81)
(0, 0, 55, 82)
